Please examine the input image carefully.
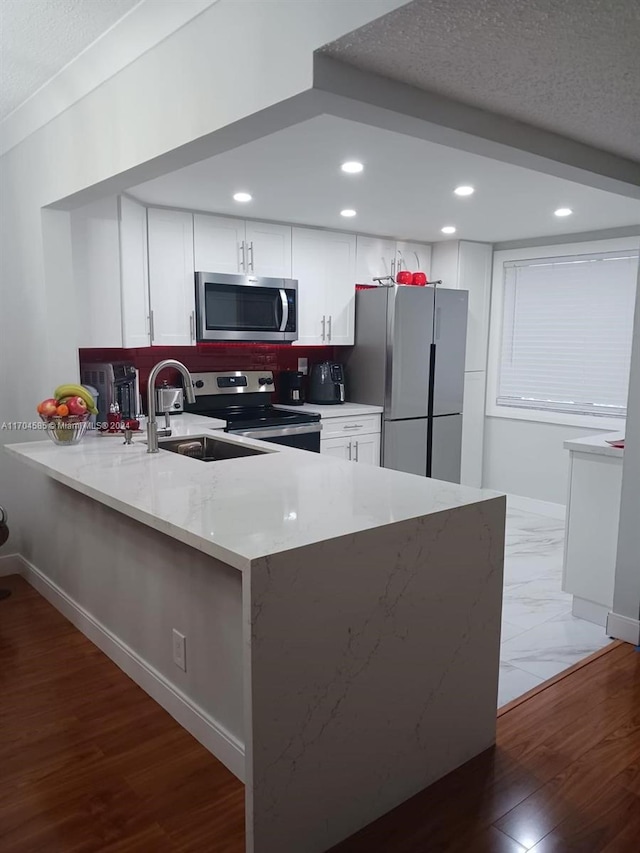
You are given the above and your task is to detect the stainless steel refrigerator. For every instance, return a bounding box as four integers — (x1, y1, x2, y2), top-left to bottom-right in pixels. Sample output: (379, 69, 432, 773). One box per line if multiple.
(347, 285, 468, 483)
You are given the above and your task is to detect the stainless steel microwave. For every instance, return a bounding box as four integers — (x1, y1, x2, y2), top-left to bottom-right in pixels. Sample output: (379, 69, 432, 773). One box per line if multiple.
(195, 272, 298, 342)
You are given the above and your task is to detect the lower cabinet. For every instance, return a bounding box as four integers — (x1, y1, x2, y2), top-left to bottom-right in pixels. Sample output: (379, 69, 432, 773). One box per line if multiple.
(319, 414, 382, 466)
(321, 433, 381, 465)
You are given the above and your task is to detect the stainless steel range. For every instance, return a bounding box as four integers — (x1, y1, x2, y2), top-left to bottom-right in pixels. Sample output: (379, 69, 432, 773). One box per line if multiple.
(185, 370, 321, 452)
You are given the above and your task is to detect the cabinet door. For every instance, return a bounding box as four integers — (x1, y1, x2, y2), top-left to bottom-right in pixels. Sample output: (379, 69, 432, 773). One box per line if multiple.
(324, 231, 356, 345)
(147, 208, 195, 346)
(396, 241, 432, 277)
(321, 436, 353, 461)
(355, 235, 396, 284)
(119, 196, 150, 347)
(245, 221, 292, 278)
(352, 433, 381, 466)
(292, 227, 328, 346)
(193, 214, 245, 273)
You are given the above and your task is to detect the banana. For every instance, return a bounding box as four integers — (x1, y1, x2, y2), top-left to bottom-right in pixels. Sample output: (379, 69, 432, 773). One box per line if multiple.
(53, 384, 98, 415)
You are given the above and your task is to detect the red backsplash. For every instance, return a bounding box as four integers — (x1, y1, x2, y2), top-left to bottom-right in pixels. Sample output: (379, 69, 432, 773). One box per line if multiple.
(79, 343, 343, 408)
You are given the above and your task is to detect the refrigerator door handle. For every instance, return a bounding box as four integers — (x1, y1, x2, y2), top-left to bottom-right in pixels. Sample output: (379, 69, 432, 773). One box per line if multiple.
(435, 307, 442, 340)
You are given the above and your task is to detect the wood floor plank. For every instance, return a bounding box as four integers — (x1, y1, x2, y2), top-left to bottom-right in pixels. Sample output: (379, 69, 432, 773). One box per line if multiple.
(3, 573, 639, 853)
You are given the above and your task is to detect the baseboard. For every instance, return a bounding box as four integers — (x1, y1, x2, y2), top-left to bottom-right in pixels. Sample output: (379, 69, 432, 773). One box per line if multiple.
(606, 610, 640, 645)
(507, 494, 566, 520)
(11, 554, 245, 781)
(0, 553, 23, 576)
(572, 596, 609, 627)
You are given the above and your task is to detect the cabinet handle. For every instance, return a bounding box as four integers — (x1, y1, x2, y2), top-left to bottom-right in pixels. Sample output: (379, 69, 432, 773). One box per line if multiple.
(189, 311, 195, 342)
(343, 424, 363, 430)
(149, 310, 155, 343)
(327, 315, 332, 341)
(348, 441, 352, 461)
(240, 241, 246, 272)
(249, 241, 255, 272)
(354, 440, 359, 462)
(391, 257, 396, 277)
(321, 315, 326, 341)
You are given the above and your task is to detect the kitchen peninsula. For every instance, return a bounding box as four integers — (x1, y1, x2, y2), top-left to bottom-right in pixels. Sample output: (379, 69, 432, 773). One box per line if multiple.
(7, 432, 505, 853)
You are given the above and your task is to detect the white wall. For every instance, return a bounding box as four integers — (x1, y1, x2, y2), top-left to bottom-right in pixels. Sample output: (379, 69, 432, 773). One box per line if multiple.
(483, 236, 639, 504)
(483, 418, 606, 505)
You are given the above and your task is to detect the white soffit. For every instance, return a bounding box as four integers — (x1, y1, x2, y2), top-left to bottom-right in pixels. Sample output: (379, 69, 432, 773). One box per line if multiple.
(128, 115, 640, 243)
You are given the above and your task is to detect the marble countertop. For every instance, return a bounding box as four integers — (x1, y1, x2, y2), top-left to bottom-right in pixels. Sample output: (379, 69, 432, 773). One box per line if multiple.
(6, 431, 500, 572)
(274, 402, 383, 417)
(153, 412, 227, 433)
(564, 432, 625, 459)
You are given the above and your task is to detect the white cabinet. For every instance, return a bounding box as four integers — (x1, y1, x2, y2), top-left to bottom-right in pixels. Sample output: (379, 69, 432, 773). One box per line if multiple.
(563, 449, 623, 625)
(319, 412, 382, 466)
(396, 241, 431, 276)
(147, 208, 196, 346)
(119, 195, 150, 348)
(292, 228, 356, 346)
(245, 221, 291, 277)
(194, 214, 244, 273)
(460, 371, 486, 488)
(321, 436, 353, 462)
(355, 235, 396, 284)
(194, 214, 291, 277)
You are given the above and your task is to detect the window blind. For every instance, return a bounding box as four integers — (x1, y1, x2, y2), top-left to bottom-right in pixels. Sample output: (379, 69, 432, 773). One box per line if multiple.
(497, 250, 639, 418)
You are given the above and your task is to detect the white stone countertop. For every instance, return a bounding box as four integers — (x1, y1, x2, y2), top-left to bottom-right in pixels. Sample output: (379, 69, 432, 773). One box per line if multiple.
(274, 402, 383, 417)
(564, 431, 625, 459)
(6, 430, 501, 572)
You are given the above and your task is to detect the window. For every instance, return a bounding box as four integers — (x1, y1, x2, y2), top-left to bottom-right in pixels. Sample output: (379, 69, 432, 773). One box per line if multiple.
(497, 250, 639, 420)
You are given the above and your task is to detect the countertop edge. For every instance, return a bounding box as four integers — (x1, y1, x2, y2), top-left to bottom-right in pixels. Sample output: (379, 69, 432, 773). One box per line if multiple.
(5, 444, 251, 572)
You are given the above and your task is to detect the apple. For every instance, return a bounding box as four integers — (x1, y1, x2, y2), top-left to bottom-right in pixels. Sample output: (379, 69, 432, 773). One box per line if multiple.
(66, 396, 88, 416)
(38, 398, 58, 417)
(56, 404, 69, 417)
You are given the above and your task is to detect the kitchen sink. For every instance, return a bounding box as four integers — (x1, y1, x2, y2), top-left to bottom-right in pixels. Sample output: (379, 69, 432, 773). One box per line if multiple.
(158, 435, 268, 462)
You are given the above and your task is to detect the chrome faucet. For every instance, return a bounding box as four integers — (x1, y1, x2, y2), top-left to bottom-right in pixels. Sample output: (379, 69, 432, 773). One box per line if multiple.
(146, 359, 196, 453)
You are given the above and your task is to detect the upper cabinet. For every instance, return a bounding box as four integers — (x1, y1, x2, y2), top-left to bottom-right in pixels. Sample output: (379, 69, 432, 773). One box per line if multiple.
(396, 241, 432, 276)
(355, 236, 432, 284)
(147, 208, 196, 347)
(355, 236, 396, 284)
(244, 221, 292, 278)
(194, 214, 245, 273)
(119, 196, 150, 348)
(193, 213, 292, 278)
(292, 228, 356, 346)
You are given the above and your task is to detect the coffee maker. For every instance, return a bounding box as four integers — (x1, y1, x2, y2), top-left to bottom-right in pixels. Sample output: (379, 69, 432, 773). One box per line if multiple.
(278, 371, 305, 406)
(308, 362, 345, 405)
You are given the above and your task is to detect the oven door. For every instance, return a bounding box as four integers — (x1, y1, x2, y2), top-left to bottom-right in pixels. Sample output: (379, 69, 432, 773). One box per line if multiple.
(227, 423, 321, 453)
(196, 272, 297, 342)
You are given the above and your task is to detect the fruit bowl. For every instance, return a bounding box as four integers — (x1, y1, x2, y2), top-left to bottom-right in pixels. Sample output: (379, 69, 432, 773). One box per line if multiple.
(40, 413, 90, 445)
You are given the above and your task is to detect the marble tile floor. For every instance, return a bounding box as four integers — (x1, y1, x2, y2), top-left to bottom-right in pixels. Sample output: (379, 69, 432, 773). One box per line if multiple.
(498, 503, 611, 707)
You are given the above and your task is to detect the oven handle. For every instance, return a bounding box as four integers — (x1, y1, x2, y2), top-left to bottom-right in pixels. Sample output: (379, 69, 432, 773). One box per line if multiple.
(279, 289, 289, 332)
(228, 423, 321, 439)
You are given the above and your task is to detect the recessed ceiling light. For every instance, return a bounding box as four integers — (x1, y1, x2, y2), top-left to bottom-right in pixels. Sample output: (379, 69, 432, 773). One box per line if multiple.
(554, 207, 573, 217)
(233, 192, 252, 202)
(341, 161, 364, 174)
(340, 209, 357, 217)
(441, 226, 457, 234)
(454, 185, 474, 196)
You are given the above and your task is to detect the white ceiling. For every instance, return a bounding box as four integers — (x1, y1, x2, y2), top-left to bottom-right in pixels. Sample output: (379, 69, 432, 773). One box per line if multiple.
(321, 0, 640, 163)
(128, 115, 640, 243)
(0, 0, 139, 121)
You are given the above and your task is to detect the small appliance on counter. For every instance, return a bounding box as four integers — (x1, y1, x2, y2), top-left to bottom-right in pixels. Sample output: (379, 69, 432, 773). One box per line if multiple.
(155, 381, 184, 416)
(308, 362, 345, 405)
(278, 371, 305, 406)
(80, 362, 140, 425)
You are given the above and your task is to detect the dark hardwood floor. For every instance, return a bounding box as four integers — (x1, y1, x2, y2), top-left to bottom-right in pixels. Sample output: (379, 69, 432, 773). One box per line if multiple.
(1, 573, 639, 852)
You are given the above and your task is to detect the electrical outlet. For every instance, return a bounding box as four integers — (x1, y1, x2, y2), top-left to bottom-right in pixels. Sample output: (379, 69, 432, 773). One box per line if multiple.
(297, 357, 308, 375)
(172, 629, 186, 671)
